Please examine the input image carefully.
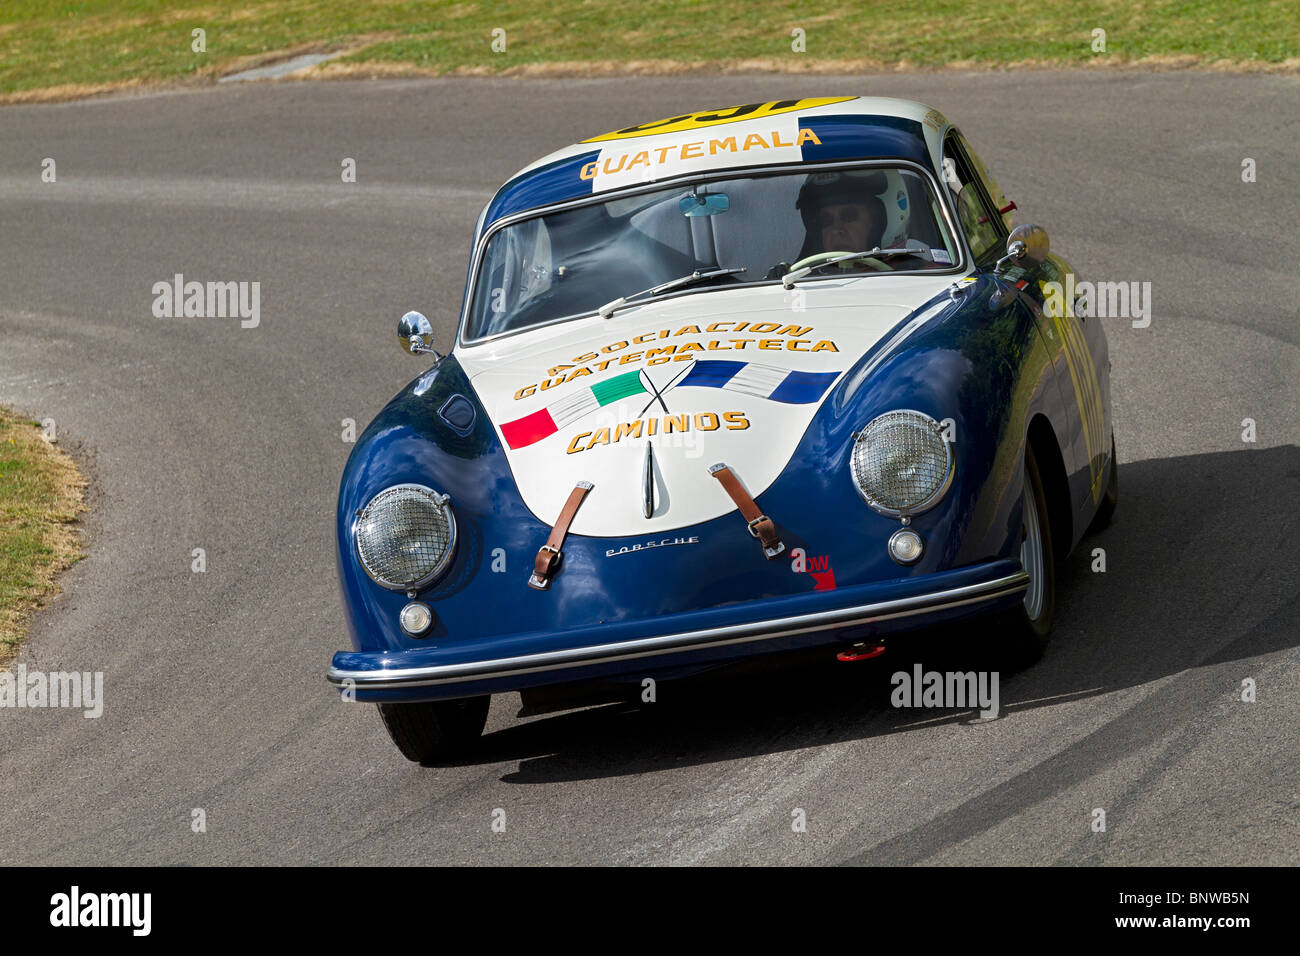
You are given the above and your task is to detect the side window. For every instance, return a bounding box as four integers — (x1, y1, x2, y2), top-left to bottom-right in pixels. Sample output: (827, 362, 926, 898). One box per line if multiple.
(957, 134, 1012, 233)
(941, 133, 1002, 266)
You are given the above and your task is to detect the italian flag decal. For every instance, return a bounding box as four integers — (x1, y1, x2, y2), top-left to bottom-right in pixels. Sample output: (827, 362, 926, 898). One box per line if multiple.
(501, 370, 648, 449)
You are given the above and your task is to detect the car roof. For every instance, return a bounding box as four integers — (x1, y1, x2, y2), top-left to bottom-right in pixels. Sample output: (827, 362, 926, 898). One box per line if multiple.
(478, 96, 952, 233)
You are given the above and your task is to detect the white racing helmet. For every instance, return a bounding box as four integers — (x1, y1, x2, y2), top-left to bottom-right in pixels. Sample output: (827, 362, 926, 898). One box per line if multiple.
(875, 168, 911, 247)
(796, 168, 912, 250)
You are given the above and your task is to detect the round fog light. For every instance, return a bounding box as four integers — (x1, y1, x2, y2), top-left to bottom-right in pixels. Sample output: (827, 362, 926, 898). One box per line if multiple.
(888, 528, 924, 565)
(399, 602, 433, 636)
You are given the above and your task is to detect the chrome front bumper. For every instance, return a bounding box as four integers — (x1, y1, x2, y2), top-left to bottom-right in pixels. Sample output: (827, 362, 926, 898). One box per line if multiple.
(328, 567, 1028, 693)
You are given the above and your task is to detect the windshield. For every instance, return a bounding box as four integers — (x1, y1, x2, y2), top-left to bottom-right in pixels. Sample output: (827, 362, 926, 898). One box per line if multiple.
(465, 165, 959, 342)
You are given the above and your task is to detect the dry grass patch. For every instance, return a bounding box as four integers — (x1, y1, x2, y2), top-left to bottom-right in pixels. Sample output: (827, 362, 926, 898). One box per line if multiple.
(0, 409, 87, 665)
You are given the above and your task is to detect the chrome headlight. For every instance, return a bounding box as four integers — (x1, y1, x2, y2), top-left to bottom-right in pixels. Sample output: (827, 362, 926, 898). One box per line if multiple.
(354, 484, 456, 591)
(850, 410, 954, 517)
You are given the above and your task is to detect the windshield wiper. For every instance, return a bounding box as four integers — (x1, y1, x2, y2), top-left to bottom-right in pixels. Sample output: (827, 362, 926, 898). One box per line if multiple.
(780, 248, 921, 289)
(598, 266, 747, 318)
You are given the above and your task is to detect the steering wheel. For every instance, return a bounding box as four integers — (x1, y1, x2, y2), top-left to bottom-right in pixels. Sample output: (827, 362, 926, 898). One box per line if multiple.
(786, 250, 893, 273)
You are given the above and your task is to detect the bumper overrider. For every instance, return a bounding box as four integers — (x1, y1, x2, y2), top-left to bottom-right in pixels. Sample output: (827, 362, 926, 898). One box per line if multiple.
(328, 558, 1027, 702)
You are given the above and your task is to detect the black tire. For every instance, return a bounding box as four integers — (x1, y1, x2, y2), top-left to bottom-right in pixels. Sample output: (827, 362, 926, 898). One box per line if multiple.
(1088, 433, 1119, 533)
(377, 696, 490, 763)
(999, 443, 1057, 670)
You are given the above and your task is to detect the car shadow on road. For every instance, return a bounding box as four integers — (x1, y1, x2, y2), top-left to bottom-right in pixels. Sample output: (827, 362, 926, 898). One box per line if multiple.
(446, 445, 1300, 787)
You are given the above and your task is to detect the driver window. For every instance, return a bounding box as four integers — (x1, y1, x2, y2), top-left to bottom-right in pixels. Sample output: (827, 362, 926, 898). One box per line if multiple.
(958, 134, 1012, 233)
(942, 134, 1002, 265)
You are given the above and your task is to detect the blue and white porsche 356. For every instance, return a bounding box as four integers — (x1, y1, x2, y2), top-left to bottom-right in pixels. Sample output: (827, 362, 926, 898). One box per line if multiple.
(329, 96, 1117, 761)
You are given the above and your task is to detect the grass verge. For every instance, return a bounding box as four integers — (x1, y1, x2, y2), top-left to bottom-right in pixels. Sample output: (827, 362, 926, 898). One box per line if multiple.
(0, 407, 87, 665)
(1, 0, 1297, 104)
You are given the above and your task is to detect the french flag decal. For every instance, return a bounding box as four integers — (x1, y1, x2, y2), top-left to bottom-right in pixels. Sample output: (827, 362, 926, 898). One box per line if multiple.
(677, 360, 839, 404)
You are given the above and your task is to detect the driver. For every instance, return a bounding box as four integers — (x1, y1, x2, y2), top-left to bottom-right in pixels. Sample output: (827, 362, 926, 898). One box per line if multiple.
(796, 170, 888, 260)
(818, 199, 877, 252)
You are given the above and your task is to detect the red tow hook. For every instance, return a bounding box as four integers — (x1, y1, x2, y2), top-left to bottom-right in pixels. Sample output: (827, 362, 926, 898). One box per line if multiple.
(836, 642, 887, 662)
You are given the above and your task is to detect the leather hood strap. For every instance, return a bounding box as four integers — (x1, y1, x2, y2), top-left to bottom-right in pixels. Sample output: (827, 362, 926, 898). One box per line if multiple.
(529, 480, 594, 590)
(709, 463, 785, 560)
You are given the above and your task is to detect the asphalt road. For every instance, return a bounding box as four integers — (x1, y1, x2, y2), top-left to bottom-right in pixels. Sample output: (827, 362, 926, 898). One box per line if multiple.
(1, 72, 1297, 865)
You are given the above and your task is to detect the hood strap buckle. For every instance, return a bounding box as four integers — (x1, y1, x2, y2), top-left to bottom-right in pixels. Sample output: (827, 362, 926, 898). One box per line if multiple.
(708, 463, 785, 560)
(529, 480, 594, 590)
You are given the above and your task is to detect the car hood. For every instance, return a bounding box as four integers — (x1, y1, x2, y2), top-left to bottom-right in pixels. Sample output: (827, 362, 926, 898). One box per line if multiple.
(456, 275, 960, 536)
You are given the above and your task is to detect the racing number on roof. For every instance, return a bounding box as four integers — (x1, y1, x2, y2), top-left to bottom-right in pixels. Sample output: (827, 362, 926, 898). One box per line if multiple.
(582, 97, 855, 142)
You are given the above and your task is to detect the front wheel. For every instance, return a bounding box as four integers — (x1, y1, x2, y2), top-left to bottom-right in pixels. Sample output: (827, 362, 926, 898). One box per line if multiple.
(999, 444, 1056, 669)
(377, 696, 490, 763)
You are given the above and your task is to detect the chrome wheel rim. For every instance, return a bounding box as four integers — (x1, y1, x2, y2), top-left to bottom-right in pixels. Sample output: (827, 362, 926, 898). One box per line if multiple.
(1021, 476, 1045, 620)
